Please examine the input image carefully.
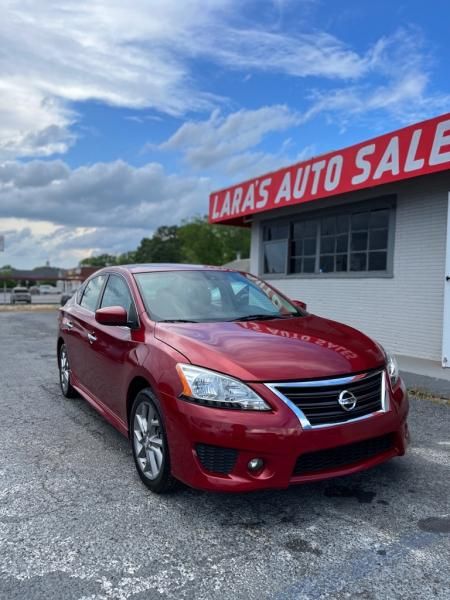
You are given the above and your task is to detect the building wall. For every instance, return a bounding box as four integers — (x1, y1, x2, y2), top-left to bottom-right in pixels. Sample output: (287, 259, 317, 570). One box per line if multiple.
(251, 173, 450, 361)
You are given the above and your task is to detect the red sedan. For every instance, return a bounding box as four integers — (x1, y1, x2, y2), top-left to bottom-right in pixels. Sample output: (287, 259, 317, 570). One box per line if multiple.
(57, 264, 409, 493)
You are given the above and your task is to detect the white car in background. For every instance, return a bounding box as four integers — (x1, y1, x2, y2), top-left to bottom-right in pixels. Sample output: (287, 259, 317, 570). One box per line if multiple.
(39, 284, 59, 295)
(10, 287, 32, 304)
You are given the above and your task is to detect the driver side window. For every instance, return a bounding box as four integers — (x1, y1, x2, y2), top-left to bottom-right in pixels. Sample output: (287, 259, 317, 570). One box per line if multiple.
(80, 275, 106, 312)
(100, 275, 137, 324)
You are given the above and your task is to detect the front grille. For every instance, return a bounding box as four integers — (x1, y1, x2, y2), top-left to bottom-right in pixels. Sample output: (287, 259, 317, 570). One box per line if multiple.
(293, 433, 394, 476)
(272, 370, 383, 427)
(195, 443, 238, 475)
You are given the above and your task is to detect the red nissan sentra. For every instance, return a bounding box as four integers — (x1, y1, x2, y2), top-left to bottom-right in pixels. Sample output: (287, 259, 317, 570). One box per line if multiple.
(57, 264, 409, 493)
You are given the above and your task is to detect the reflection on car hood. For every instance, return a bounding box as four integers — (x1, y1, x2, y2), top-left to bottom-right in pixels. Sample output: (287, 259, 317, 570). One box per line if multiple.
(155, 314, 385, 381)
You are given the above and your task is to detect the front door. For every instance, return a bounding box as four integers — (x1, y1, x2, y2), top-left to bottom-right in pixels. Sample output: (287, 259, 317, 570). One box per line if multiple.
(82, 274, 141, 422)
(442, 192, 450, 367)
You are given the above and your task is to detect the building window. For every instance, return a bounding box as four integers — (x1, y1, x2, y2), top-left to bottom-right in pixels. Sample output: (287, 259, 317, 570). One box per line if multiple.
(262, 197, 394, 276)
(263, 222, 288, 273)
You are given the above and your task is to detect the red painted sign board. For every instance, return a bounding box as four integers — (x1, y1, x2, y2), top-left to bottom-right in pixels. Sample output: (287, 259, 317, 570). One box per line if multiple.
(209, 112, 450, 225)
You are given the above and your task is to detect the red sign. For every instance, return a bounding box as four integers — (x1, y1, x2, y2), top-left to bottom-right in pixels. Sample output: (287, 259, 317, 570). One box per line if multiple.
(209, 112, 450, 225)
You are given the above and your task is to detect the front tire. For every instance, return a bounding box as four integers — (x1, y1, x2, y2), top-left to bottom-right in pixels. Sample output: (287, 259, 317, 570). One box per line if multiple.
(58, 343, 78, 398)
(130, 389, 177, 493)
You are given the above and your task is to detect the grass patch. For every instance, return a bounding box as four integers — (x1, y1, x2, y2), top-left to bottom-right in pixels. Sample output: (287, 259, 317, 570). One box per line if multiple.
(408, 388, 450, 405)
(0, 304, 59, 313)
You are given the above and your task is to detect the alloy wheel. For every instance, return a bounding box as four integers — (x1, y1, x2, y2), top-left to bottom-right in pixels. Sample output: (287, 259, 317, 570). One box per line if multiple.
(133, 400, 164, 480)
(60, 345, 70, 394)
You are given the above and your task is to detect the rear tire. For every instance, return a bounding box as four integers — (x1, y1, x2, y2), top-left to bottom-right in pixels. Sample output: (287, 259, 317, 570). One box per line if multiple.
(130, 388, 177, 494)
(58, 343, 78, 398)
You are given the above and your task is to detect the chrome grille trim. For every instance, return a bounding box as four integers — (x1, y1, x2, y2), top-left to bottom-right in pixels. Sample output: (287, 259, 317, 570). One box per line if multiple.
(265, 370, 388, 430)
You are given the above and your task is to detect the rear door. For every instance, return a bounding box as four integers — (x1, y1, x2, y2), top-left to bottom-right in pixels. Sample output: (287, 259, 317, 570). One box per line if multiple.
(63, 274, 107, 388)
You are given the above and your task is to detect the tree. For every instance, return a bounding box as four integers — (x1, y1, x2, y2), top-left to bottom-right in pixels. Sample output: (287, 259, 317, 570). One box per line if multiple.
(77, 216, 251, 268)
(0, 265, 15, 289)
(80, 254, 118, 267)
(116, 251, 136, 265)
(134, 226, 182, 263)
(178, 216, 250, 265)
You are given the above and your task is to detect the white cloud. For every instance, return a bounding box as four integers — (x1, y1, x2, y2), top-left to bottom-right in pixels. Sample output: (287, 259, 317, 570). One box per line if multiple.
(2, 2, 435, 160)
(161, 105, 303, 169)
(0, 159, 210, 230)
(0, 222, 152, 269)
(303, 28, 450, 128)
(158, 27, 449, 177)
(0, 157, 211, 267)
(0, 0, 232, 158)
(203, 28, 371, 80)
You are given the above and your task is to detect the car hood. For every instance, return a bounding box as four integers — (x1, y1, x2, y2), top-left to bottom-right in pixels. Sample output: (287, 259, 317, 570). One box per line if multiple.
(155, 315, 385, 382)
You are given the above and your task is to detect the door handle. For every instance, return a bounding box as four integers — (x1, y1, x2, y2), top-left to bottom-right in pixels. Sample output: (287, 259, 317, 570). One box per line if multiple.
(66, 320, 74, 330)
(447, 275, 450, 281)
(87, 332, 97, 344)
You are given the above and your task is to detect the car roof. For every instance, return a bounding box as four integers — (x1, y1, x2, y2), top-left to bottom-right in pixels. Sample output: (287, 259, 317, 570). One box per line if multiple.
(109, 263, 239, 274)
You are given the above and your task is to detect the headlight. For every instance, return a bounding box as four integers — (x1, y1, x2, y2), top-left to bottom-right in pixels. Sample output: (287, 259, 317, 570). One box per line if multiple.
(385, 350, 399, 387)
(176, 364, 270, 411)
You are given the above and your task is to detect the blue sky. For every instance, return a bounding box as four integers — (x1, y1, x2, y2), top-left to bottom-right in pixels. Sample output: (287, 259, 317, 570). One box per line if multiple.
(0, 0, 449, 267)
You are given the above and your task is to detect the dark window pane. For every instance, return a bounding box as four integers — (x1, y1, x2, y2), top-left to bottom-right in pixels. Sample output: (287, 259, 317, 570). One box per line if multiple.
(264, 223, 288, 241)
(368, 251, 387, 271)
(351, 231, 368, 251)
(304, 237, 316, 255)
(290, 258, 302, 273)
(291, 240, 303, 256)
(350, 253, 367, 271)
(264, 241, 287, 273)
(352, 212, 369, 230)
(336, 215, 349, 233)
(336, 233, 348, 253)
(80, 275, 106, 312)
(370, 209, 389, 229)
(304, 220, 318, 236)
(320, 255, 334, 273)
(369, 229, 388, 250)
(321, 236, 335, 253)
(293, 219, 317, 238)
(303, 257, 315, 273)
(336, 254, 348, 272)
(292, 221, 304, 238)
(322, 216, 336, 235)
(101, 275, 133, 318)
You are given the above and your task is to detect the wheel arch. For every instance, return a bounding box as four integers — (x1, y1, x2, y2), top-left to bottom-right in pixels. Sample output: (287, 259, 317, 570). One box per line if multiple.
(57, 336, 64, 364)
(126, 376, 153, 436)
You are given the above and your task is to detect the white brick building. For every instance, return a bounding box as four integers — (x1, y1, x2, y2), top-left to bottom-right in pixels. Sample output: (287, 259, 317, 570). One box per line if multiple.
(210, 113, 450, 369)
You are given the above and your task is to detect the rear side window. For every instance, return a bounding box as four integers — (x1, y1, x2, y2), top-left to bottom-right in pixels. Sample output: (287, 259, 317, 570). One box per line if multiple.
(100, 275, 137, 323)
(80, 275, 106, 312)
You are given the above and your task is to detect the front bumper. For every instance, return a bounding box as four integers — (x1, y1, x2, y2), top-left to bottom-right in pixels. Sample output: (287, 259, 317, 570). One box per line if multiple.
(162, 375, 409, 492)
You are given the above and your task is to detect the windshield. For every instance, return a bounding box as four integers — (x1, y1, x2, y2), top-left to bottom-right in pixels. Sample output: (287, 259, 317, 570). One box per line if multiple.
(134, 270, 303, 323)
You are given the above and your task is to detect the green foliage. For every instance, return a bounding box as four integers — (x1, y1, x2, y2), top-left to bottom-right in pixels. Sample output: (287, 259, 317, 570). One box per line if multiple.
(80, 254, 118, 267)
(0, 265, 15, 288)
(79, 216, 250, 267)
(134, 226, 182, 263)
(178, 216, 250, 265)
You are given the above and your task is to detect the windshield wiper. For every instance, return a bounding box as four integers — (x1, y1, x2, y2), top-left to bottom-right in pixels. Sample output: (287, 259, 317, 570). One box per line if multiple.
(160, 319, 199, 323)
(228, 314, 279, 322)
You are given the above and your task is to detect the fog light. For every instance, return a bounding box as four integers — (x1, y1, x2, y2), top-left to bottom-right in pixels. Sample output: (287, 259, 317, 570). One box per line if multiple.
(248, 458, 264, 472)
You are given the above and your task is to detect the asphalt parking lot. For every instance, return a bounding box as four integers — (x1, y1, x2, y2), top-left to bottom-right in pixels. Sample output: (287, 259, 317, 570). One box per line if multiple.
(0, 311, 449, 600)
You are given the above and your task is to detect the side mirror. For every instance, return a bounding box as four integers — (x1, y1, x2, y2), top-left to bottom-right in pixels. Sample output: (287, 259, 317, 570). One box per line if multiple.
(95, 305, 128, 326)
(292, 299, 307, 312)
